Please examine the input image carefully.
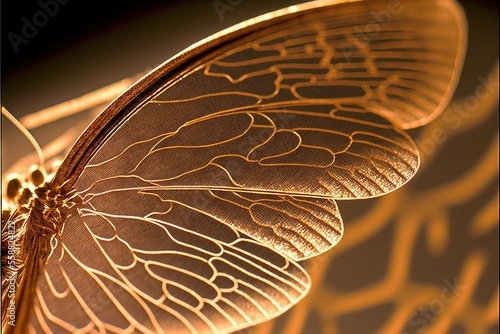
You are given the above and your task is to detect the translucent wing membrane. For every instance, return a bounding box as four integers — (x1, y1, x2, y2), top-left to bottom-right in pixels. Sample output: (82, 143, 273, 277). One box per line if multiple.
(82, 100, 418, 200)
(1, 0, 466, 333)
(31, 205, 310, 333)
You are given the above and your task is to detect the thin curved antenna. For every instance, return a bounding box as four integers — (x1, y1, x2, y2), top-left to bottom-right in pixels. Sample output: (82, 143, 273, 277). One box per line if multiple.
(2, 106, 45, 168)
(19, 73, 145, 130)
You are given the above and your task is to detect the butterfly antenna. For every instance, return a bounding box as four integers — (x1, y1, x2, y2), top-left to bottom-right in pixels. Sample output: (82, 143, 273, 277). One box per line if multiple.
(2, 106, 45, 167)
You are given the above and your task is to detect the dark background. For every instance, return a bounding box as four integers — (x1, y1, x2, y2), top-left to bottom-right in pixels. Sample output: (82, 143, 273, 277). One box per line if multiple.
(1, 0, 498, 115)
(1, 0, 317, 116)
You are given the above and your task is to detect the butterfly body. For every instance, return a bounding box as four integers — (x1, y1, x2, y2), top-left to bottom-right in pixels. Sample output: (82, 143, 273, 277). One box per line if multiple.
(2, 0, 466, 332)
(2, 176, 81, 330)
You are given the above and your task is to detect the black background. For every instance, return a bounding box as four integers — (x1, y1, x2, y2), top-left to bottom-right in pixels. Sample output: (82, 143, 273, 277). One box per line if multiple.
(2, 0, 314, 115)
(1, 0, 498, 115)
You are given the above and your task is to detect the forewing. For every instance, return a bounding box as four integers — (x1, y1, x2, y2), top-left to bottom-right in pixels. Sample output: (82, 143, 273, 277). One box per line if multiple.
(75, 0, 466, 199)
(80, 107, 418, 200)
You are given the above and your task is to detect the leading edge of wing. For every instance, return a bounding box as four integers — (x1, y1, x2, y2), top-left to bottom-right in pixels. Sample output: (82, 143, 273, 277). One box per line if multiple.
(53, 0, 467, 192)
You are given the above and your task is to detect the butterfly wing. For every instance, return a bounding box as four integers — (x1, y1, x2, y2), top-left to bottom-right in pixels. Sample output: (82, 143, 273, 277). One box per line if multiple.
(30, 203, 311, 333)
(29, 0, 466, 332)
